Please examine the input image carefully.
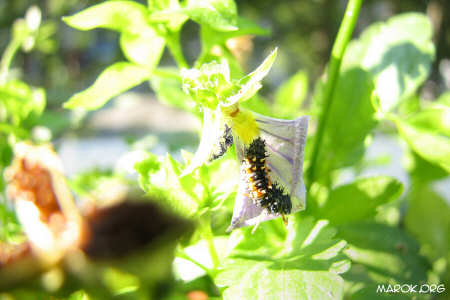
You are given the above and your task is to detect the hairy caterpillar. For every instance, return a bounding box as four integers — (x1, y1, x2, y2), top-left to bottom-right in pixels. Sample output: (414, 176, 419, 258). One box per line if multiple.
(243, 137, 292, 215)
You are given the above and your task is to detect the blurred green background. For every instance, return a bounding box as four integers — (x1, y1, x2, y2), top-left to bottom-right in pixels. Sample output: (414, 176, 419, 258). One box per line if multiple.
(0, 1, 449, 299)
(1, 0, 449, 184)
(1, 0, 448, 110)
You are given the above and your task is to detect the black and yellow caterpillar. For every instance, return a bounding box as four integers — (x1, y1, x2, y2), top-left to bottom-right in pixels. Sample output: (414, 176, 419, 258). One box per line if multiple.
(243, 137, 292, 215)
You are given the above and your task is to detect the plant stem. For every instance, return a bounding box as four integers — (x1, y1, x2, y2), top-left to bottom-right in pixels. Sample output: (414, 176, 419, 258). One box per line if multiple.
(152, 68, 182, 79)
(166, 30, 188, 69)
(202, 217, 220, 272)
(307, 0, 363, 187)
(176, 248, 212, 275)
(0, 37, 21, 84)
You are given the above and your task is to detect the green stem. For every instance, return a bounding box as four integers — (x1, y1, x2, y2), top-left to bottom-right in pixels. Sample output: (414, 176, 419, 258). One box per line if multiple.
(177, 248, 212, 275)
(152, 68, 182, 79)
(202, 217, 220, 272)
(0, 37, 21, 84)
(166, 30, 188, 69)
(307, 0, 363, 187)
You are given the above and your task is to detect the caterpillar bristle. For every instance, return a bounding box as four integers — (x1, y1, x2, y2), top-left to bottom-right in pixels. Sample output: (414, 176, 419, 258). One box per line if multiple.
(243, 137, 292, 215)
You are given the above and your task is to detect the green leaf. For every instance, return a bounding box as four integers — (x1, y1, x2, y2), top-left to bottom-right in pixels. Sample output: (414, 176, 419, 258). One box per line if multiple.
(200, 16, 269, 50)
(239, 94, 272, 117)
(405, 106, 450, 136)
(273, 70, 308, 117)
(135, 153, 161, 190)
(63, 1, 165, 69)
(320, 177, 403, 225)
(343, 13, 435, 112)
(227, 218, 287, 257)
(68, 290, 90, 300)
(136, 153, 199, 216)
(218, 259, 345, 300)
(30, 87, 46, 116)
(149, 10, 189, 31)
(62, 1, 149, 34)
(0, 80, 45, 125)
(148, 0, 189, 32)
(404, 184, 450, 262)
(338, 222, 429, 284)
(102, 268, 139, 295)
(70, 168, 115, 196)
(314, 68, 376, 181)
(182, 59, 237, 109)
(227, 48, 277, 105)
(232, 17, 270, 37)
(64, 62, 149, 110)
(0, 201, 23, 243)
(216, 217, 349, 300)
(407, 151, 448, 183)
(197, 17, 269, 72)
(0, 124, 28, 139)
(348, 284, 411, 300)
(120, 28, 165, 68)
(394, 106, 450, 172)
(180, 107, 224, 176)
(150, 69, 197, 113)
(174, 237, 229, 281)
(185, 0, 238, 31)
(437, 92, 450, 106)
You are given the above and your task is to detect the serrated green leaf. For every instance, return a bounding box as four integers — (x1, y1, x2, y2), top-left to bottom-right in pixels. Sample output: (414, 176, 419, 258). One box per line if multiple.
(314, 68, 376, 181)
(120, 27, 165, 68)
(185, 0, 238, 31)
(64, 62, 149, 110)
(63, 1, 149, 34)
(217, 258, 345, 300)
(320, 176, 403, 225)
(338, 222, 429, 284)
(216, 217, 349, 300)
(343, 13, 435, 112)
(348, 284, 411, 300)
(227, 220, 287, 257)
(274, 70, 308, 117)
(394, 107, 450, 172)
